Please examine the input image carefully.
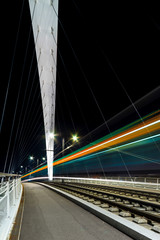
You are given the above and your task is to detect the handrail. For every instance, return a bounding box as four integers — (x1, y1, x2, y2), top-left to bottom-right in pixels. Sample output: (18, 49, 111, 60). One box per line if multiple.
(22, 176, 160, 190)
(0, 177, 22, 240)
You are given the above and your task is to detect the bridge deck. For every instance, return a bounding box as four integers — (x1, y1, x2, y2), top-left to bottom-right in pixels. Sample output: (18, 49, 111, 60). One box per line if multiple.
(20, 182, 132, 240)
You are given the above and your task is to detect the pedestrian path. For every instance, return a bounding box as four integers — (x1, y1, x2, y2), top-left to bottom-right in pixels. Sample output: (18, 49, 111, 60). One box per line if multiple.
(20, 182, 133, 240)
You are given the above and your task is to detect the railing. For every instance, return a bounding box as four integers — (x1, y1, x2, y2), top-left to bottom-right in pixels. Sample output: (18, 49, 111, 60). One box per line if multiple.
(0, 177, 22, 240)
(22, 176, 160, 191)
(60, 177, 160, 190)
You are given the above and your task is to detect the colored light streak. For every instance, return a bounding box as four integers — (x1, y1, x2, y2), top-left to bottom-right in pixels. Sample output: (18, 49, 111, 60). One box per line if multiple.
(68, 134, 160, 163)
(21, 113, 160, 179)
(52, 133, 160, 169)
(53, 116, 160, 166)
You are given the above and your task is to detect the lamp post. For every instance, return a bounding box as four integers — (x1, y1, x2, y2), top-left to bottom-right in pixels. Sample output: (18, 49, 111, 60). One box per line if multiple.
(37, 159, 39, 167)
(62, 138, 65, 156)
(61, 134, 79, 157)
(29, 155, 34, 171)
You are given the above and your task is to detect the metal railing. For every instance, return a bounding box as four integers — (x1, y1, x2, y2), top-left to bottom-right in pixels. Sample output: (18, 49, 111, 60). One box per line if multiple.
(0, 177, 22, 240)
(22, 176, 160, 191)
(51, 176, 160, 191)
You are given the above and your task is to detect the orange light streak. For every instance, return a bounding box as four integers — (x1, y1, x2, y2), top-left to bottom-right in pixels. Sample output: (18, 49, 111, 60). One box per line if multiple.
(21, 114, 160, 179)
(53, 115, 160, 166)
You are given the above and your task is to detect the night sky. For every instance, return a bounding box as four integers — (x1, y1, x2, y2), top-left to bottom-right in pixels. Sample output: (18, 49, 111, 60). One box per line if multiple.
(0, 1, 160, 173)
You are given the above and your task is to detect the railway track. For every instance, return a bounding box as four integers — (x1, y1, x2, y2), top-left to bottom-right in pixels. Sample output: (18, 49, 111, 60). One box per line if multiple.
(46, 182, 160, 234)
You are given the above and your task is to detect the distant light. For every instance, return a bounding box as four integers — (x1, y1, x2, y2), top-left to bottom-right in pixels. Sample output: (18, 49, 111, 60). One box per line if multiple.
(42, 157, 46, 160)
(29, 156, 34, 160)
(21, 166, 23, 168)
(72, 135, 78, 142)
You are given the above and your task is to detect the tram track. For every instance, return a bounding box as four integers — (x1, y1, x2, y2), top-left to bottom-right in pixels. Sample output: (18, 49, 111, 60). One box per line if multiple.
(46, 182, 160, 234)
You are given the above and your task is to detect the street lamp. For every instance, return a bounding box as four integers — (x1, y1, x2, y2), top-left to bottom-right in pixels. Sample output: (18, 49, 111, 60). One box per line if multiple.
(29, 155, 35, 171)
(49, 132, 55, 139)
(53, 133, 80, 159)
(72, 134, 79, 142)
(62, 134, 79, 154)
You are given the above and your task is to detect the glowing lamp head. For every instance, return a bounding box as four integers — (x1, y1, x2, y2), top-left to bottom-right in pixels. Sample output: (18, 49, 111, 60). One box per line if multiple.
(72, 135, 78, 142)
(49, 132, 55, 139)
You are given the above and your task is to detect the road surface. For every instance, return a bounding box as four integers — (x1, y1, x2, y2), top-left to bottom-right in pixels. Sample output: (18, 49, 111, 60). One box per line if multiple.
(20, 182, 133, 240)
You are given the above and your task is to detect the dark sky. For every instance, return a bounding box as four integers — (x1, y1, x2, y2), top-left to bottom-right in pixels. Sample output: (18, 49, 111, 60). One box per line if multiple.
(0, 1, 160, 173)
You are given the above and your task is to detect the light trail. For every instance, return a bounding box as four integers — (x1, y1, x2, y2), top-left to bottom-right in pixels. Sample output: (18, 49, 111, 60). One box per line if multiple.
(74, 134, 160, 161)
(53, 116, 160, 166)
(21, 114, 160, 179)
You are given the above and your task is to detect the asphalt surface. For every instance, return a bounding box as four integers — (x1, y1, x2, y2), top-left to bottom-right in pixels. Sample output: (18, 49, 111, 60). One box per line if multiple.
(20, 182, 133, 240)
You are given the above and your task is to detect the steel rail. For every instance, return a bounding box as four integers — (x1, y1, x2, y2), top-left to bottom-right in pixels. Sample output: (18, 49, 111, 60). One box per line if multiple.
(50, 183, 160, 224)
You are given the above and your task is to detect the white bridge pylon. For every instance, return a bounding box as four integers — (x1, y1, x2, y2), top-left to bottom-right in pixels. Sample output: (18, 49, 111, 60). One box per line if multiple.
(28, 0, 59, 180)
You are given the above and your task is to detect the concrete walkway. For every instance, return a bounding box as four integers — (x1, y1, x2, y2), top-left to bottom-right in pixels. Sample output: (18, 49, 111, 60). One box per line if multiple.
(20, 183, 133, 240)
